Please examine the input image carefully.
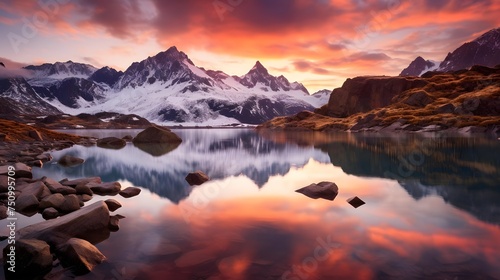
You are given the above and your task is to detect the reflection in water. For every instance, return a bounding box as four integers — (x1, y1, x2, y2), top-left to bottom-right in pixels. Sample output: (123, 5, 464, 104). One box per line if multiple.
(22, 129, 500, 279)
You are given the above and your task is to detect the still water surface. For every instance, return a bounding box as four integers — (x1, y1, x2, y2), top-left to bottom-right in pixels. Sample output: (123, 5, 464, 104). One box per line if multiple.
(9, 129, 500, 279)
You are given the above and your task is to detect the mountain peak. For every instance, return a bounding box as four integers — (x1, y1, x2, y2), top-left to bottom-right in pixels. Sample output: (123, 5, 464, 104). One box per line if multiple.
(250, 61, 268, 73)
(474, 27, 500, 46)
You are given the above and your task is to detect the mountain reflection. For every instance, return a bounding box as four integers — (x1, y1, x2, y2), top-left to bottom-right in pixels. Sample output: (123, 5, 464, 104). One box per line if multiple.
(260, 130, 500, 225)
(35, 129, 330, 203)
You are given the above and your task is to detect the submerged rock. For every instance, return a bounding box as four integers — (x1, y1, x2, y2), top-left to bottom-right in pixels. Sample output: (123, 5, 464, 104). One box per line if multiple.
(347, 196, 366, 208)
(96, 137, 126, 150)
(58, 155, 85, 167)
(185, 171, 210, 186)
(295, 181, 339, 201)
(3, 239, 53, 279)
(56, 238, 106, 275)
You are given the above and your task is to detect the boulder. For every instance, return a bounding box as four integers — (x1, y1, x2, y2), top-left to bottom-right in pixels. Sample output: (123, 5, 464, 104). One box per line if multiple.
(61, 177, 101, 187)
(75, 184, 93, 196)
(42, 207, 59, 220)
(59, 194, 81, 213)
(15, 194, 40, 215)
(0, 204, 7, 219)
(108, 216, 120, 231)
(119, 187, 141, 198)
(39, 193, 65, 209)
(3, 239, 53, 279)
(132, 125, 182, 144)
(104, 199, 122, 211)
(78, 194, 93, 202)
(29, 160, 44, 167)
(87, 182, 121, 195)
(402, 90, 434, 107)
(0, 175, 8, 192)
(96, 137, 126, 150)
(28, 129, 43, 141)
(58, 155, 85, 167)
(0, 162, 32, 178)
(185, 171, 210, 186)
(56, 238, 106, 275)
(17, 181, 50, 201)
(295, 182, 339, 201)
(43, 177, 77, 195)
(18, 201, 111, 245)
(347, 196, 366, 208)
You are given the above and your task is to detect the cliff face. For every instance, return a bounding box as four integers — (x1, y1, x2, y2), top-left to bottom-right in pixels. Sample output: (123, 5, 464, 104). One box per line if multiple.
(259, 65, 500, 133)
(322, 76, 428, 117)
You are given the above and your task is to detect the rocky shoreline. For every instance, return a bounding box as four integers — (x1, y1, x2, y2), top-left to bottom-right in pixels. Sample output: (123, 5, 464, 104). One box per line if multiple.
(0, 123, 184, 278)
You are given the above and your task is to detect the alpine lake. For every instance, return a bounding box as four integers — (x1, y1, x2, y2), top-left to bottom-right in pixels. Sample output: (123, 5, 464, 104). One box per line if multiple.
(1, 128, 499, 280)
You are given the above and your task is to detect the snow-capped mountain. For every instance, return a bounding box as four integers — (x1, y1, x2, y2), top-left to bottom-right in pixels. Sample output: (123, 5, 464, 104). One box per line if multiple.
(311, 89, 331, 107)
(0, 77, 60, 116)
(400, 28, 500, 76)
(24, 61, 97, 80)
(399, 56, 439, 76)
(439, 28, 500, 72)
(8, 46, 323, 125)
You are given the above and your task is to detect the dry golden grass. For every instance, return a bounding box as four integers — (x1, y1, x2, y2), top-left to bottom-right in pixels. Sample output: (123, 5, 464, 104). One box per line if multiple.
(0, 118, 85, 142)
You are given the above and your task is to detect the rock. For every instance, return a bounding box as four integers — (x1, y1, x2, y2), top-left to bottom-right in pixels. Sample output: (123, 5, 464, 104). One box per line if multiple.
(18, 181, 51, 200)
(43, 177, 77, 195)
(36, 153, 53, 162)
(61, 177, 101, 187)
(78, 194, 93, 202)
(39, 193, 65, 209)
(108, 216, 120, 231)
(28, 129, 44, 141)
(56, 238, 106, 275)
(436, 103, 455, 114)
(88, 181, 121, 195)
(75, 184, 93, 195)
(104, 199, 122, 211)
(0, 175, 8, 192)
(347, 196, 366, 208)
(96, 137, 126, 150)
(42, 207, 59, 219)
(134, 142, 180, 157)
(119, 187, 141, 198)
(3, 239, 53, 279)
(59, 194, 81, 213)
(402, 90, 434, 107)
(0, 162, 32, 178)
(0, 204, 7, 219)
(122, 135, 133, 142)
(58, 155, 85, 167)
(185, 171, 210, 186)
(16, 194, 40, 215)
(28, 160, 44, 167)
(18, 201, 111, 245)
(295, 182, 339, 201)
(132, 125, 182, 144)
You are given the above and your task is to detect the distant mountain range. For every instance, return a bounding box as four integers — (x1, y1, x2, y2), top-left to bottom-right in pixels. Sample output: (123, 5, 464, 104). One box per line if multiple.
(400, 28, 500, 76)
(0, 47, 330, 125)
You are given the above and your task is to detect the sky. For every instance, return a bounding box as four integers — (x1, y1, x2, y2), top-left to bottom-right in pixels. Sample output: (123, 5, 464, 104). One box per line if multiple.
(0, 0, 499, 93)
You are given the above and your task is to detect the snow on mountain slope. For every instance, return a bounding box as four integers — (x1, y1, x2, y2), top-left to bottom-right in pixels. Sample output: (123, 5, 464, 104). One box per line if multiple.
(16, 47, 325, 125)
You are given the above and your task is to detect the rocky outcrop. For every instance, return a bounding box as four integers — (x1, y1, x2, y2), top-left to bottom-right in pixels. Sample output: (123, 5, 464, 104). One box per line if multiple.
(260, 66, 500, 133)
(400, 56, 438, 76)
(322, 76, 428, 117)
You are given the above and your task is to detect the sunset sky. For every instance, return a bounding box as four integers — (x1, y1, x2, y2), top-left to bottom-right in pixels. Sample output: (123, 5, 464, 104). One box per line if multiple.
(0, 0, 499, 92)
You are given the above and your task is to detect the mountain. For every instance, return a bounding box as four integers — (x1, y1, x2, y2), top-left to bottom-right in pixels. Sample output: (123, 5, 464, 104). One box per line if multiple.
(0, 77, 61, 117)
(311, 89, 331, 107)
(399, 56, 439, 76)
(439, 28, 500, 72)
(401, 28, 500, 76)
(10, 46, 322, 125)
